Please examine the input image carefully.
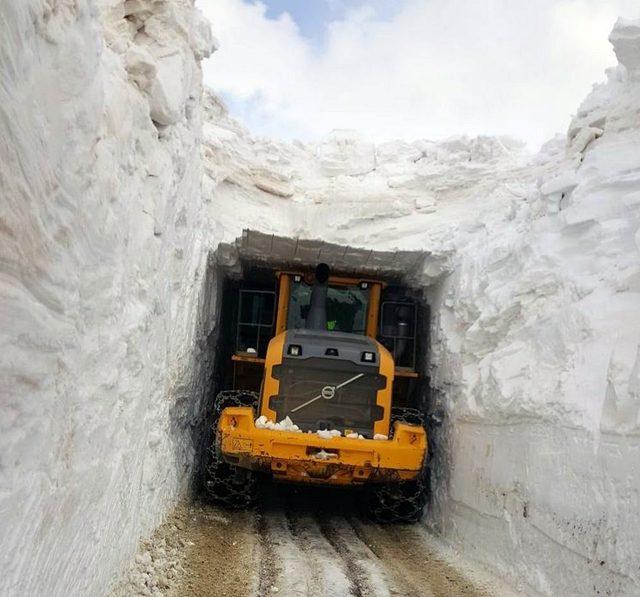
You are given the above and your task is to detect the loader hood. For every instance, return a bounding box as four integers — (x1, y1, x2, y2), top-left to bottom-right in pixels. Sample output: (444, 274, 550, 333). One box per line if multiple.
(267, 330, 390, 436)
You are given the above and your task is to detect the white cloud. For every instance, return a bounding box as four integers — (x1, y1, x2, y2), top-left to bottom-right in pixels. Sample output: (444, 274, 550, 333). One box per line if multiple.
(199, 0, 639, 148)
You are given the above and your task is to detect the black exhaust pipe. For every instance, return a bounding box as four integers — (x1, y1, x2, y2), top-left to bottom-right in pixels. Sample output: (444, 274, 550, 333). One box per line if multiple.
(305, 263, 330, 330)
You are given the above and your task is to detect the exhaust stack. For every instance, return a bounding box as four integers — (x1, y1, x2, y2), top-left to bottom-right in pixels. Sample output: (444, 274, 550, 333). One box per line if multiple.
(305, 263, 330, 330)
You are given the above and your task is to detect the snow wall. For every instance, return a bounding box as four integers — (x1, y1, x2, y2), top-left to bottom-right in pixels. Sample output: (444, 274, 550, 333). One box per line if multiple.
(1, 2, 639, 595)
(0, 1, 214, 594)
(199, 18, 640, 596)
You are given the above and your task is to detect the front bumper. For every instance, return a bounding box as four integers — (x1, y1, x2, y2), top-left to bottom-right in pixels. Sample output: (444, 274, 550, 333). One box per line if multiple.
(217, 407, 428, 485)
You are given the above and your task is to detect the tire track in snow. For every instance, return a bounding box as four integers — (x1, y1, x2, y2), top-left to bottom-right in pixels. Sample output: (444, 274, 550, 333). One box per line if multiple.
(256, 487, 321, 596)
(316, 514, 392, 597)
(255, 503, 279, 597)
(271, 485, 392, 596)
(169, 496, 493, 596)
(351, 518, 488, 596)
(283, 497, 352, 596)
(349, 518, 430, 596)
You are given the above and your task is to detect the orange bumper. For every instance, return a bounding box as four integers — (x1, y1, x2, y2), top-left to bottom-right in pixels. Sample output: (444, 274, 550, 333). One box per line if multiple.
(217, 407, 427, 486)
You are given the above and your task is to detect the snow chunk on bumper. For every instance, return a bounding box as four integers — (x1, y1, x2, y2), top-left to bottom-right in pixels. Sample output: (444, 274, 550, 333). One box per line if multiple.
(315, 429, 342, 439)
(255, 415, 301, 432)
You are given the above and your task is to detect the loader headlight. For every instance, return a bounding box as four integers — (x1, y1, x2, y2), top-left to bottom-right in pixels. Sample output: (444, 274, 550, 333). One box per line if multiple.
(288, 344, 302, 356)
(361, 351, 375, 363)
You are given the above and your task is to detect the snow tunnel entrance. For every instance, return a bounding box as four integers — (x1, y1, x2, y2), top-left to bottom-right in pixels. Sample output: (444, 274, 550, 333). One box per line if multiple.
(192, 230, 443, 507)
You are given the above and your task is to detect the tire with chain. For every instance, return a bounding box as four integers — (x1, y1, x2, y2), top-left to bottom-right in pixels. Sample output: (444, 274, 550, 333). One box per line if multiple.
(205, 390, 259, 509)
(366, 466, 429, 523)
(390, 406, 424, 429)
(368, 406, 429, 523)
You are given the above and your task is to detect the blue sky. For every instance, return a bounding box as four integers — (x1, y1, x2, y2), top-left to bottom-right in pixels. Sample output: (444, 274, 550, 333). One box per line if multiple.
(259, 0, 404, 47)
(200, 0, 638, 148)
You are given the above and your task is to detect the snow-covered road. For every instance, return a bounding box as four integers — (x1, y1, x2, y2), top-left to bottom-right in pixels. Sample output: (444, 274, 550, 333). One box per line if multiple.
(252, 486, 484, 596)
(115, 485, 518, 596)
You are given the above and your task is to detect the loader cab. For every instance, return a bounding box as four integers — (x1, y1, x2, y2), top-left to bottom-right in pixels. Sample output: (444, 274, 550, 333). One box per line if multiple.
(223, 266, 423, 414)
(274, 271, 383, 338)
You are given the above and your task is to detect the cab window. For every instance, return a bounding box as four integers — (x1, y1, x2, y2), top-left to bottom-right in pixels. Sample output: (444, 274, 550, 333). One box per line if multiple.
(287, 282, 369, 334)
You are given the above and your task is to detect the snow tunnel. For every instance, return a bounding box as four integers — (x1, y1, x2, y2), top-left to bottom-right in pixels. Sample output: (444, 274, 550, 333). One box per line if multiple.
(191, 229, 444, 502)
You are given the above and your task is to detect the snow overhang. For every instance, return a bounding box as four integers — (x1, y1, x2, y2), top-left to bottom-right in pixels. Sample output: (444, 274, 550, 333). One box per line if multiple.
(216, 229, 429, 287)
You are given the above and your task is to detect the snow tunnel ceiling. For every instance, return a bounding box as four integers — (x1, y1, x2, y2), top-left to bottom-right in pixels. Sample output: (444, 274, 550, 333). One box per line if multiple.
(215, 230, 431, 287)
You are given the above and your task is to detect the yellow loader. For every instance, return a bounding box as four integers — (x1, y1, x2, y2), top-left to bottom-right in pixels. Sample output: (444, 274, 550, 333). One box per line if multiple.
(206, 264, 429, 522)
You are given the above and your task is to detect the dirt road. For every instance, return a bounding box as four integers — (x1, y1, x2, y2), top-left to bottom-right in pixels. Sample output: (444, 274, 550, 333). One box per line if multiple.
(164, 485, 499, 597)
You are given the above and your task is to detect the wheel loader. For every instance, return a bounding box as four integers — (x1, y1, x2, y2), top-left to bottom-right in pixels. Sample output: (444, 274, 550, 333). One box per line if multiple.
(206, 263, 429, 523)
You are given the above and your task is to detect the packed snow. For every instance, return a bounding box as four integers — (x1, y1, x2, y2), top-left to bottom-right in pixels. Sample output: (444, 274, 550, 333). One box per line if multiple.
(1, 2, 639, 596)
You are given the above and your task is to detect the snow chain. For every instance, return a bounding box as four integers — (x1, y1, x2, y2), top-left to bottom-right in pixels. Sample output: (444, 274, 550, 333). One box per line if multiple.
(366, 472, 429, 523)
(390, 406, 424, 429)
(205, 390, 259, 509)
(369, 405, 429, 523)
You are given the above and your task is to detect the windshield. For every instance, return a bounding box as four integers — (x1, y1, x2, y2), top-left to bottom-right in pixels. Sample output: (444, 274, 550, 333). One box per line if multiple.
(287, 282, 369, 334)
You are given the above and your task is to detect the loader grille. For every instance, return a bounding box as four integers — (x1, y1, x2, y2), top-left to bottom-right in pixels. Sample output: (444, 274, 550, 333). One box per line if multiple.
(269, 357, 386, 436)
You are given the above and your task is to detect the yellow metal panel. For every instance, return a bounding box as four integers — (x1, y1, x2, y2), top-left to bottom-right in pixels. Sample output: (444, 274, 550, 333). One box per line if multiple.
(326, 276, 387, 288)
(260, 331, 286, 420)
(218, 407, 427, 486)
(373, 340, 394, 437)
(275, 273, 291, 335)
(260, 336, 394, 437)
(366, 283, 382, 338)
(277, 270, 388, 289)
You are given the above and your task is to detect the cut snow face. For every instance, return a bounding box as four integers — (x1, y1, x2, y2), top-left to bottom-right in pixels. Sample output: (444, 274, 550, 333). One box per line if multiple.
(0, 1, 216, 596)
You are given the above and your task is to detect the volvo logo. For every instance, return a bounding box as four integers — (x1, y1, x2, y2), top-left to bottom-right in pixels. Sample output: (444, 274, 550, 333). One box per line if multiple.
(321, 386, 335, 400)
